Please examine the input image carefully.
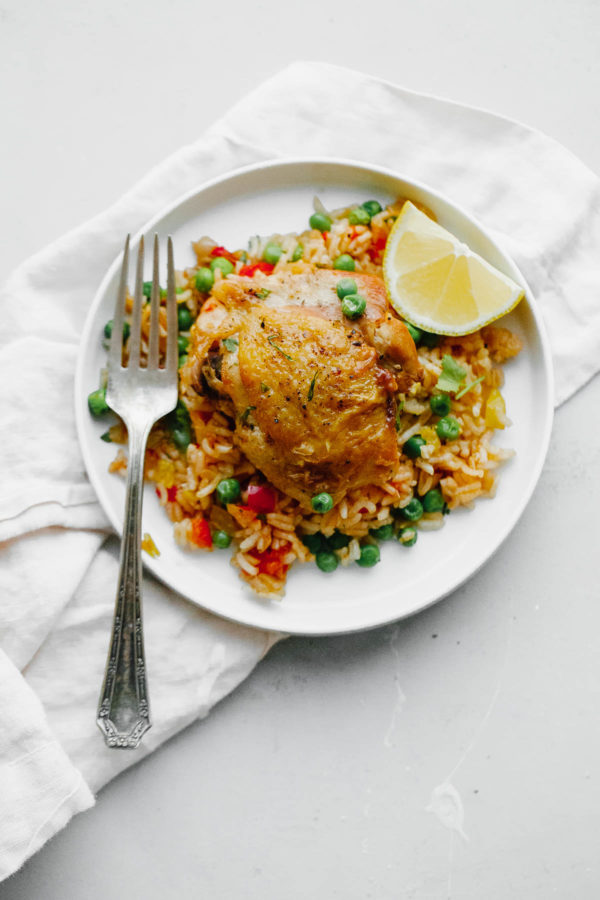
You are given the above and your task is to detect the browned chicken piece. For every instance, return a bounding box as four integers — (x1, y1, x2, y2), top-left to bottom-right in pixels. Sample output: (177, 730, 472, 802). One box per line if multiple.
(208, 269, 421, 390)
(185, 269, 421, 509)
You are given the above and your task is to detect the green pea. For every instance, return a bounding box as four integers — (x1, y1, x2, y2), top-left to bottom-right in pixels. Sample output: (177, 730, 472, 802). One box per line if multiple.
(172, 425, 191, 452)
(263, 243, 283, 265)
(430, 393, 451, 417)
(216, 478, 241, 505)
(103, 319, 131, 342)
(436, 416, 462, 442)
(301, 532, 325, 554)
(177, 334, 189, 354)
(88, 387, 109, 417)
(291, 244, 304, 262)
(195, 267, 214, 293)
(348, 206, 371, 226)
(398, 527, 418, 547)
(361, 200, 382, 217)
(336, 278, 358, 299)
(210, 257, 234, 276)
(400, 499, 424, 522)
(309, 212, 332, 232)
(356, 544, 380, 567)
(333, 254, 356, 271)
(212, 530, 232, 549)
(403, 435, 426, 459)
(168, 400, 192, 450)
(143, 281, 153, 298)
(369, 523, 395, 541)
(422, 488, 445, 513)
(172, 398, 190, 423)
(405, 322, 423, 344)
(177, 306, 194, 331)
(341, 294, 367, 319)
(326, 531, 351, 550)
(420, 331, 441, 348)
(316, 550, 339, 573)
(311, 492, 333, 514)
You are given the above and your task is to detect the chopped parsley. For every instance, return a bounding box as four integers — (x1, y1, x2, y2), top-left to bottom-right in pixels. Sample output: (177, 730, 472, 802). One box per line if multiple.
(267, 335, 294, 361)
(308, 370, 320, 401)
(437, 355, 467, 393)
(455, 375, 485, 400)
(239, 406, 256, 425)
(260, 382, 270, 393)
(255, 288, 271, 300)
(395, 400, 404, 432)
(222, 337, 238, 352)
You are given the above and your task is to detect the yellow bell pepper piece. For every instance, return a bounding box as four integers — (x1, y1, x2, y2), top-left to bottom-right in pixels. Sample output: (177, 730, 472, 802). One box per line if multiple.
(485, 389, 506, 430)
(420, 426, 441, 451)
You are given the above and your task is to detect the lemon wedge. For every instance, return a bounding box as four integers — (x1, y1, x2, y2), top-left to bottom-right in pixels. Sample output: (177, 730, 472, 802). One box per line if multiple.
(383, 202, 524, 335)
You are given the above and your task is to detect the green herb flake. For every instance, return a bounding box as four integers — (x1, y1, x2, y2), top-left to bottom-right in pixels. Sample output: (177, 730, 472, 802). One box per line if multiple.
(100, 430, 112, 443)
(395, 400, 404, 432)
(308, 370, 320, 401)
(240, 406, 256, 425)
(223, 337, 239, 352)
(267, 335, 294, 361)
(260, 382, 270, 393)
(455, 374, 485, 400)
(437, 355, 467, 393)
(255, 288, 271, 300)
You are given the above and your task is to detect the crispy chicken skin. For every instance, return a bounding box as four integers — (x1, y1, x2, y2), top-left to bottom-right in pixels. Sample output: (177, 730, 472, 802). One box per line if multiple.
(186, 269, 421, 508)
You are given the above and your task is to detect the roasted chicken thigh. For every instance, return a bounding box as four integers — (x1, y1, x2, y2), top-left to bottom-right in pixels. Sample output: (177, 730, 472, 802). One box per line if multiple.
(186, 269, 421, 508)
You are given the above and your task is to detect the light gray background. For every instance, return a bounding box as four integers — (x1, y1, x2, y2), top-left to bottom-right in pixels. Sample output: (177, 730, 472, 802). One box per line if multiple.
(2, 0, 599, 897)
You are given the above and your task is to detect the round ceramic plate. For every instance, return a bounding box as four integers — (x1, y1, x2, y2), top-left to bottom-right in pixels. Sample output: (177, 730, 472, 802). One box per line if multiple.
(75, 159, 554, 635)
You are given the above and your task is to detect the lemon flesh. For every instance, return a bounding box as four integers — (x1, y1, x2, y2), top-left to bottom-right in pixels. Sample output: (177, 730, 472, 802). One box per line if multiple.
(383, 202, 524, 335)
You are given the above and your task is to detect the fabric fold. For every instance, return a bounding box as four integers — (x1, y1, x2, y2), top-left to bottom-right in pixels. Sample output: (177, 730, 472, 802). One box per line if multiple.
(0, 651, 95, 881)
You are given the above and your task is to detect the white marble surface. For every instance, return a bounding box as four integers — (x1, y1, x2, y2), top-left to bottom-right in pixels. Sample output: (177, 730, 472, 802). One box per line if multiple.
(2, 0, 600, 897)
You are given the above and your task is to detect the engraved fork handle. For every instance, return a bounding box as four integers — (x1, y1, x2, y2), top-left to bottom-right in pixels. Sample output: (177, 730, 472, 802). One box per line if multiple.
(97, 423, 152, 749)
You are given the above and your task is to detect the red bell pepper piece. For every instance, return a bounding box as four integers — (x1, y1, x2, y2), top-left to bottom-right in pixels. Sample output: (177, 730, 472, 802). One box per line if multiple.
(239, 261, 275, 277)
(367, 235, 387, 262)
(190, 516, 213, 549)
(210, 245, 236, 263)
(257, 547, 289, 579)
(246, 483, 277, 514)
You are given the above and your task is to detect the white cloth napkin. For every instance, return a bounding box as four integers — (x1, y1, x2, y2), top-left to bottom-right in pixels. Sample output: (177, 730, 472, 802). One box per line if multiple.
(1, 61, 599, 880)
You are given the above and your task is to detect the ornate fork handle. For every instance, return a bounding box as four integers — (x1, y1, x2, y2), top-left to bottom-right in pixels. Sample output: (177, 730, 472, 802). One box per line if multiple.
(97, 423, 152, 749)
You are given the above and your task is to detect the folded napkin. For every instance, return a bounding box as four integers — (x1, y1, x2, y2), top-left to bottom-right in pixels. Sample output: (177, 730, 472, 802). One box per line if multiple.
(1, 61, 599, 880)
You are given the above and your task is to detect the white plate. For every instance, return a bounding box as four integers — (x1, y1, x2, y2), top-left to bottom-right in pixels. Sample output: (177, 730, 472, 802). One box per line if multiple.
(75, 159, 554, 635)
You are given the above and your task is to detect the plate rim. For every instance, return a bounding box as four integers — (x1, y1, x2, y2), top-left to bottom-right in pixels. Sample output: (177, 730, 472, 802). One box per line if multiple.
(74, 156, 554, 635)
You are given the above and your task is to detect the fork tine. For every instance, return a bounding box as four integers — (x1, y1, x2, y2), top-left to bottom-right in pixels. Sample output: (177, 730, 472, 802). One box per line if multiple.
(128, 236, 145, 368)
(148, 234, 160, 369)
(165, 236, 178, 375)
(109, 235, 130, 370)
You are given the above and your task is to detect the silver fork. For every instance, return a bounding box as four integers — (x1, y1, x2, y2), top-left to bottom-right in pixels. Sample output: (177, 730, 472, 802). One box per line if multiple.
(97, 234, 178, 749)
